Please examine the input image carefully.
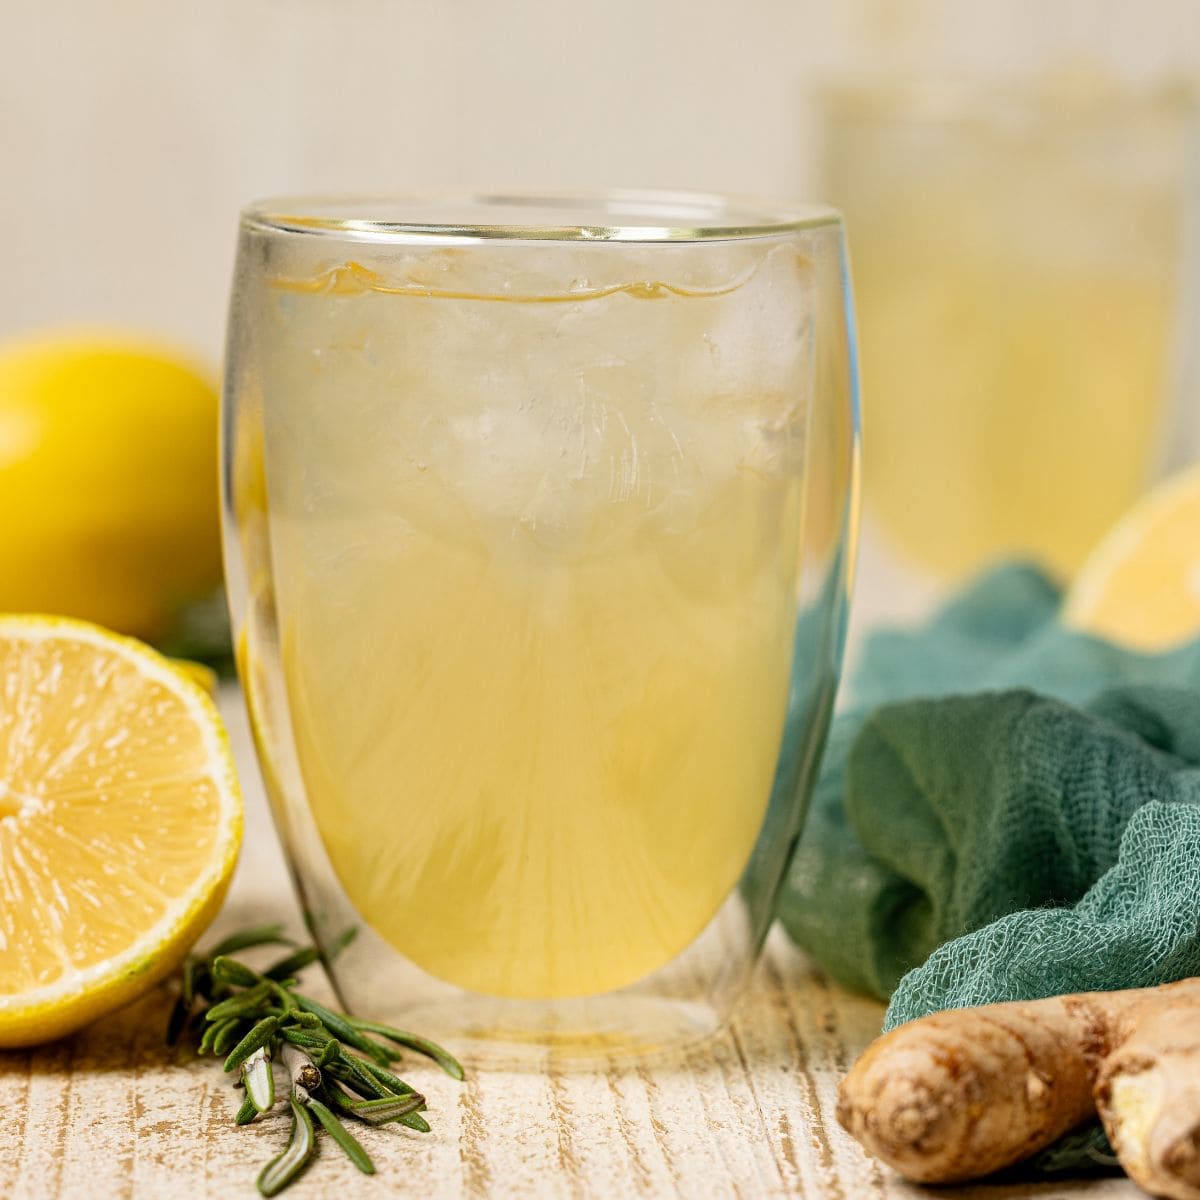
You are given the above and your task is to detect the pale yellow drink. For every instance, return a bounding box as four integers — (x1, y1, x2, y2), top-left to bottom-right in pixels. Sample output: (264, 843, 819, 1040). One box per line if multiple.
(822, 80, 1189, 581)
(253, 246, 810, 999)
(853, 233, 1172, 579)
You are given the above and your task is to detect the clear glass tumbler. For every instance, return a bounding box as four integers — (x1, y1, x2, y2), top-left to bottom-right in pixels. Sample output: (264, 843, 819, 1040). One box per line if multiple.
(817, 76, 1197, 620)
(222, 191, 860, 1066)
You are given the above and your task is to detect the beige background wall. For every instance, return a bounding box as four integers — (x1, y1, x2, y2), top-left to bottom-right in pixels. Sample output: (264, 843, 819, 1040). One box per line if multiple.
(3, 0, 1199, 361)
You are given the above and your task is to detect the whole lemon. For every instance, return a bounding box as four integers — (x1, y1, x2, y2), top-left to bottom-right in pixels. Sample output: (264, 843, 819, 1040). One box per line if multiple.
(0, 332, 222, 639)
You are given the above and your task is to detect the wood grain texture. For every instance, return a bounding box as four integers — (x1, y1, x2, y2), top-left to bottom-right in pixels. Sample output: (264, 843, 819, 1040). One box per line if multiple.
(0, 690, 1146, 1199)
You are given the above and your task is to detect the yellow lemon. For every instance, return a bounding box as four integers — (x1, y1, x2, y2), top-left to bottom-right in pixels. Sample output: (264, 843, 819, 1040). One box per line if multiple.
(1063, 462, 1200, 651)
(170, 657, 219, 697)
(0, 332, 222, 640)
(0, 615, 242, 1047)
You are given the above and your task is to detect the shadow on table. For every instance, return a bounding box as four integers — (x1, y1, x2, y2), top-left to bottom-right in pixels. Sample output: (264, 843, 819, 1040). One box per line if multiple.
(0, 988, 182, 1077)
(611, 933, 886, 1081)
(894, 1180, 1126, 1199)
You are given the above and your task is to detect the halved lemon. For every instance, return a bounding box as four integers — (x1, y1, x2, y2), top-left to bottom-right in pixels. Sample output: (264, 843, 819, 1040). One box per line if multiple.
(0, 616, 242, 1046)
(170, 657, 219, 697)
(1063, 462, 1200, 651)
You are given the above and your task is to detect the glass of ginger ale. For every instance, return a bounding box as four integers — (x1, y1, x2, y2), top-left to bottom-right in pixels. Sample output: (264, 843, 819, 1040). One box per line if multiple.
(817, 75, 1196, 619)
(222, 191, 860, 1065)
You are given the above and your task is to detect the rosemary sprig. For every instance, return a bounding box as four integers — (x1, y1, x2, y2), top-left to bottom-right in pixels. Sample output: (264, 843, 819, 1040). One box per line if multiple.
(168, 927, 464, 1196)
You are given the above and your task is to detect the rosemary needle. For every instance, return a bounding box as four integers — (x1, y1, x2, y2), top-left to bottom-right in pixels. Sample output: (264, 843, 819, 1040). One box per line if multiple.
(308, 1098, 375, 1175)
(205, 981, 273, 1022)
(212, 956, 261, 989)
(211, 924, 294, 958)
(294, 994, 391, 1064)
(263, 946, 321, 981)
(168, 926, 465, 1197)
(224, 1016, 280, 1073)
(329, 1089, 427, 1126)
(212, 1018, 246, 1057)
(350, 1018, 468, 1081)
(257, 1097, 315, 1197)
(358, 1057, 420, 1097)
(242, 1047, 276, 1113)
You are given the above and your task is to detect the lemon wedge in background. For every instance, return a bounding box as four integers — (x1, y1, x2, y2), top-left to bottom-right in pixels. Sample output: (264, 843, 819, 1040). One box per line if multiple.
(0, 332, 222, 640)
(0, 616, 241, 1047)
(1063, 462, 1200, 651)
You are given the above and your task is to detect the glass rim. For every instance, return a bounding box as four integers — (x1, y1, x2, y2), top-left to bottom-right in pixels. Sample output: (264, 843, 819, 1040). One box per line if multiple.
(240, 188, 842, 244)
(814, 71, 1197, 125)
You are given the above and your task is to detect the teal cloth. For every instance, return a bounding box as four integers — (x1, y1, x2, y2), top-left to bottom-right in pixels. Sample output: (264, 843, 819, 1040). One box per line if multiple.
(778, 564, 1200, 1173)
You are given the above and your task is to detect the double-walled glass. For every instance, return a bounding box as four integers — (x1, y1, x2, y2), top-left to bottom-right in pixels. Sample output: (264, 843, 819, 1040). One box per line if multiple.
(222, 191, 860, 1066)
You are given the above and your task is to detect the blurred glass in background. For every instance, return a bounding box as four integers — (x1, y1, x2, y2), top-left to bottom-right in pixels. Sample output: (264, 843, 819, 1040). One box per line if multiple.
(818, 73, 1198, 607)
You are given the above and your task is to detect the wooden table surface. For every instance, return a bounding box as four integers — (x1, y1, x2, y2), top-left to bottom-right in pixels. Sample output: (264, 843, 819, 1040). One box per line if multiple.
(0, 689, 1145, 1199)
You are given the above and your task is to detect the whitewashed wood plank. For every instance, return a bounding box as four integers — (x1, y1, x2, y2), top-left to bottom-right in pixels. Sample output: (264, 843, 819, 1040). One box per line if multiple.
(0, 688, 1149, 1199)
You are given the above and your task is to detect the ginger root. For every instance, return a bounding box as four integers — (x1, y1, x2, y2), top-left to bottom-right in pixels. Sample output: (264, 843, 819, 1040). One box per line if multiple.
(1097, 987, 1200, 1199)
(837, 978, 1200, 1200)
